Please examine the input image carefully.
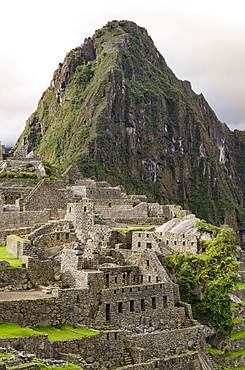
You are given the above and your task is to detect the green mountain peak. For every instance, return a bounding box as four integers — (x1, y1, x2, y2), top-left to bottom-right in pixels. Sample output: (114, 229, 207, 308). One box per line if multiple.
(14, 20, 245, 229)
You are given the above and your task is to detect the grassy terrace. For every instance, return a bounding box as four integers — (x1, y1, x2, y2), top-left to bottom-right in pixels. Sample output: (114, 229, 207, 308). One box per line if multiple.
(0, 322, 98, 341)
(0, 246, 25, 269)
(113, 226, 152, 232)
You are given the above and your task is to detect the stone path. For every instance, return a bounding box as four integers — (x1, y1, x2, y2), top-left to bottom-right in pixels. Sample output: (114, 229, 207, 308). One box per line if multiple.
(0, 290, 55, 301)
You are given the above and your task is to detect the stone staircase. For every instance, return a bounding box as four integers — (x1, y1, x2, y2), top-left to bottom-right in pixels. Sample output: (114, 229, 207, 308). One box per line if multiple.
(198, 351, 218, 370)
(122, 348, 134, 366)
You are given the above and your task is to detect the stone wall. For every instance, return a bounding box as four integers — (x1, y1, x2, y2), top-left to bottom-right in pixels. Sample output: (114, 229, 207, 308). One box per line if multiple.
(95, 282, 177, 330)
(71, 185, 123, 199)
(0, 210, 50, 230)
(1, 190, 22, 205)
(0, 226, 36, 245)
(0, 331, 124, 369)
(137, 249, 171, 284)
(0, 179, 39, 188)
(126, 326, 204, 361)
(6, 235, 31, 260)
(114, 217, 166, 225)
(99, 265, 140, 288)
(132, 231, 160, 252)
(113, 352, 201, 370)
(0, 288, 94, 328)
(159, 231, 198, 254)
(94, 201, 148, 219)
(65, 200, 94, 232)
(24, 179, 67, 218)
(0, 268, 27, 290)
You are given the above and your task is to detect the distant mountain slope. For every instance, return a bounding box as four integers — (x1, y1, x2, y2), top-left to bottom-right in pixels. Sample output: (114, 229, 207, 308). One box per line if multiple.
(14, 20, 245, 228)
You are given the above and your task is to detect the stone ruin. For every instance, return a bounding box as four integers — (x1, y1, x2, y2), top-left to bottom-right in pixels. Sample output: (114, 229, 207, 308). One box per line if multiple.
(0, 149, 218, 369)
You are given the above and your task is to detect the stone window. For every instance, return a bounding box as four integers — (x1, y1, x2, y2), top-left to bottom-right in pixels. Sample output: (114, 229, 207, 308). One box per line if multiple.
(133, 275, 136, 282)
(191, 241, 194, 246)
(138, 242, 141, 247)
(106, 304, 110, 321)
(114, 290, 117, 294)
(148, 276, 151, 282)
(174, 240, 177, 245)
(56, 233, 60, 240)
(107, 333, 110, 340)
(118, 302, 123, 313)
(130, 287, 132, 292)
(138, 233, 141, 237)
(69, 207, 71, 212)
(141, 299, 145, 311)
(130, 300, 135, 312)
(163, 296, 167, 308)
(115, 277, 117, 283)
(146, 233, 149, 237)
(66, 233, 69, 240)
(166, 240, 169, 245)
(183, 241, 185, 246)
(114, 332, 118, 340)
(146, 242, 152, 249)
(140, 275, 143, 283)
(156, 276, 159, 282)
(146, 260, 150, 266)
(108, 202, 112, 208)
(152, 297, 156, 309)
(84, 206, 87, 212)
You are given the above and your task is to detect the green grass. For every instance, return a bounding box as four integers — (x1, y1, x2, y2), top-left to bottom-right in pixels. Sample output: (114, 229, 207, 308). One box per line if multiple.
(34, 361, 80, 370)
(0, 353, 12, 358)
(113, 226, 152, 232)
(33, 324, 98, 341)
(0, 246, 25, 269)
(233, 317, 244, 324)
(0, 322, 98, 341)
(225, 349, 245, 359)
(229, 330, 245, 340)
(207, 347, 223, 355)
(236, 283, 245, 289)
(0, 322, 41, 338)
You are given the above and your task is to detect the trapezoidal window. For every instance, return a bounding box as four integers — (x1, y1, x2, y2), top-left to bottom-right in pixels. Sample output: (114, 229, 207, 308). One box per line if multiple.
(130, 300, 135, 312)
(106, 304, 110, 321)
(152, 297, 156, 309)
(118, 302, 123, 313)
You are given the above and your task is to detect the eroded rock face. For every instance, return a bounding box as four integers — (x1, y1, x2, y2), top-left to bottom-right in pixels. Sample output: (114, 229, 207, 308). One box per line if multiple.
(14, 20, 245, 228)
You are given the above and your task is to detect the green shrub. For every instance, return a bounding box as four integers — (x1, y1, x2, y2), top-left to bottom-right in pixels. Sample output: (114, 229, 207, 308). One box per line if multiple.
(166, 223, 238, 334)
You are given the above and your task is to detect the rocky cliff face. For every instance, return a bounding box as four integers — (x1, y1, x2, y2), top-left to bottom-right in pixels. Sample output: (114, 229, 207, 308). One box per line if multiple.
(15, 20, 245, 228)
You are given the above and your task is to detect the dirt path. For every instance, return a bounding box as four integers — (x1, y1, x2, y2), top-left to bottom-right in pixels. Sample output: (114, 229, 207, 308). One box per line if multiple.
(0, 290, 55, 301)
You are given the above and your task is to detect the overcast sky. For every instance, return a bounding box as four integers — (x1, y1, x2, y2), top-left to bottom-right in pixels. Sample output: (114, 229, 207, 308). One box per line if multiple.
(1, 0, 245, 147)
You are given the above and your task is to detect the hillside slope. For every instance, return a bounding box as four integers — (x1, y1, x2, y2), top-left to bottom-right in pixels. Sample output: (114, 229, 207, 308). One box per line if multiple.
(15, 20, 245, 228)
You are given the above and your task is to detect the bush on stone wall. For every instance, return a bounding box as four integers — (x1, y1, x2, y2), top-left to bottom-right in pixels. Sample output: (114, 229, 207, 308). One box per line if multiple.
(166, 221, 238, 334)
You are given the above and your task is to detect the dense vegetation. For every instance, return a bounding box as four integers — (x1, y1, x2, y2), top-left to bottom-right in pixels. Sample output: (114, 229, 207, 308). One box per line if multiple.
(166, 221, 238, 334)
(14, 20, 245, 228)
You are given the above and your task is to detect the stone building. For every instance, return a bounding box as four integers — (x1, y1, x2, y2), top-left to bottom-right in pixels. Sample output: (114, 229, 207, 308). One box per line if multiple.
(0, 152, 213, 369)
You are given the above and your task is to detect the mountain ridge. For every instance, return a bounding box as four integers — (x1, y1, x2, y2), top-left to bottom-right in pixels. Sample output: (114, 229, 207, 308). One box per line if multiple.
(14, 20, 245, 229)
